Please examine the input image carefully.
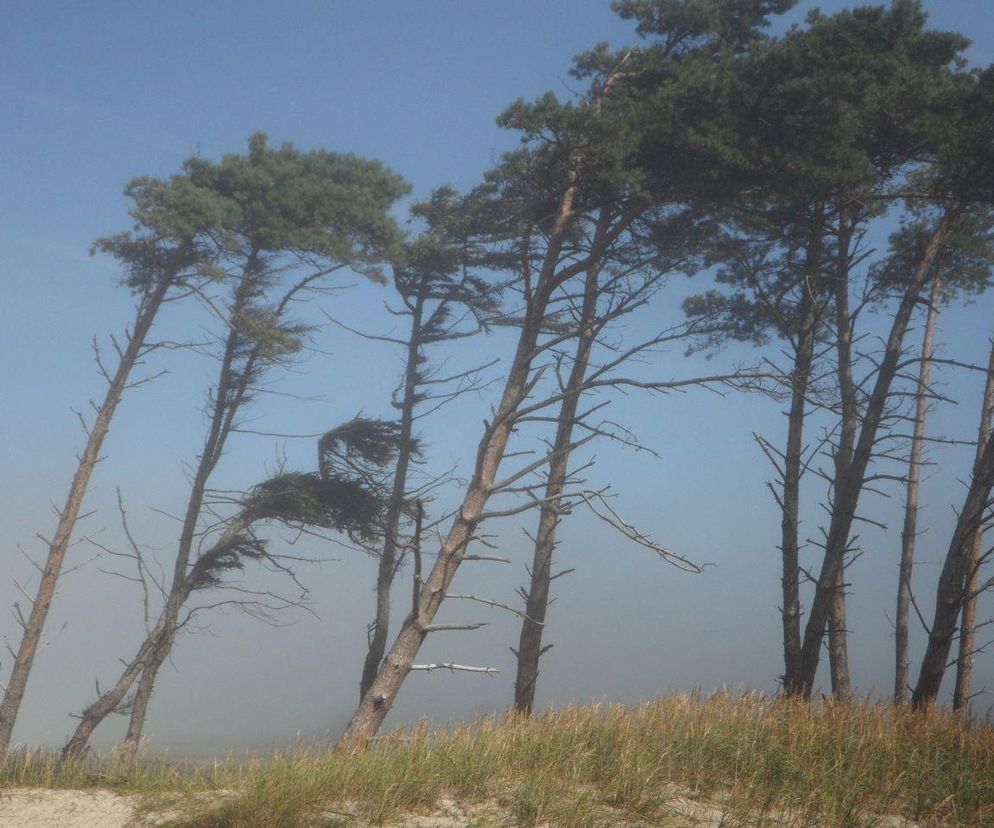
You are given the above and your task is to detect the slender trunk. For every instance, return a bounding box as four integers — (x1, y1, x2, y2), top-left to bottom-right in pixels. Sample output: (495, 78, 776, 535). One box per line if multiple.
(63, 261, 260, 758)
(912, 424, 994, 708)
(339, 182, 634, 746)
(828, 208, 855, 701)
(780, 225, 823, 691)
(0, 276, 173, 756)
(118, 627, 174, 760)
(513, 218, 605, 715)
(790, 208, 956, 698)
(895, 276, 943, 704)
(952, 337, 994, 711)
(359, 291, 425, 699)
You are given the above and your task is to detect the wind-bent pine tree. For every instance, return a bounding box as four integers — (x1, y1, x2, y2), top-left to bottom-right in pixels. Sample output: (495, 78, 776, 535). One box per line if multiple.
(0, 198, 217, 757)
(339, 0, 799, 746)
(357, 188, 500, 701)
(61, 134, 409, 759)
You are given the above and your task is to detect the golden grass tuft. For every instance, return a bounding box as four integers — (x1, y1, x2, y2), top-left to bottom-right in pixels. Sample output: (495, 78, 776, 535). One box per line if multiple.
(2, 692, 992, 826)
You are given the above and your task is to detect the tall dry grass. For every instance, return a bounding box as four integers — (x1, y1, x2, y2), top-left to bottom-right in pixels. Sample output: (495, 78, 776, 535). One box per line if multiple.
(2, 692, 992, 826)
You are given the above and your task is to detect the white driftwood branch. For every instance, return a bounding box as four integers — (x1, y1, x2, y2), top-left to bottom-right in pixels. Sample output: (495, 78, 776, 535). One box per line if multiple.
(410, 662, 499, 674)
(422, 622, 489, 632)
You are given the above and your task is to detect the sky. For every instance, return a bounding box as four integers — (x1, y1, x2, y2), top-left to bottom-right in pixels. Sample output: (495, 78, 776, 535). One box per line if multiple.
(2, 0, 994, 755)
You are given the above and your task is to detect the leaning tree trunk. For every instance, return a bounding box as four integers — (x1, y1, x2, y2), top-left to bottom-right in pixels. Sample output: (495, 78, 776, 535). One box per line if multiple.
(912, 421, 994, 708)
(951, 336, 994, 711)
(513, 221, 604, 715)
(790, 209, 956, 698)
(359, 291, 425, 700)
(0, 275, 173, 756)
(338, 182, 631, 746)
(63, 265, 260, 758)
(828, 208, 856, 702)
(118, 624, 175, 759)
(895, 276, 943, 704)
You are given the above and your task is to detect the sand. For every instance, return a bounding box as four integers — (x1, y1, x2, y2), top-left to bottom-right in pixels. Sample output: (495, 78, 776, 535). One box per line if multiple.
(0, 788, 139, 828)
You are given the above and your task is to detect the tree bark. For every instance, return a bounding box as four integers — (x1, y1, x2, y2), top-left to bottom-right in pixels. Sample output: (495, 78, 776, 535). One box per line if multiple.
(952, 336, 994, 711)
(359, 291, 424, 700)
(513, 217, 605, 715)
(895, 275, 942, 704)
(0, 275, 173, 757)
(789, 208, 956, 698)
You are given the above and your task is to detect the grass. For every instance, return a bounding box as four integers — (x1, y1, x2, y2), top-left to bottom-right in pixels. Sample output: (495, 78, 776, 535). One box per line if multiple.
(2, 692, 993, 826)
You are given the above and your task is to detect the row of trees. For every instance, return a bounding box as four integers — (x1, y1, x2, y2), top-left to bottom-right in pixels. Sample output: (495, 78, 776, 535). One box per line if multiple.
(1, 0, 993, 757)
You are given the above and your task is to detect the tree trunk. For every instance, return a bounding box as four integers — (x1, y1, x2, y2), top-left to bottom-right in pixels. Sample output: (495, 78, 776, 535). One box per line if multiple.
(513, 222, 604, 715)
(828, 562, 850, 700)
(912, 423, 994, 708)
(780, 283, 816, 687)
(0, 276, 173, 756)
(63, 265, 260, 758)
(359, 292, 425, 700)
(895, 276, 942, 704)
(952, 337, 994, 711)
(338, 181, 629, 746)
(828, 208, 855, 701)
(118, 626, 174, 760)
(790, 209, 956, 698)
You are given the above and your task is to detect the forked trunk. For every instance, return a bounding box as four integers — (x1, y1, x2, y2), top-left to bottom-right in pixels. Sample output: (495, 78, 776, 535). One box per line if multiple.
(0, 275, 173, 756)
(895, 276, 942, 704)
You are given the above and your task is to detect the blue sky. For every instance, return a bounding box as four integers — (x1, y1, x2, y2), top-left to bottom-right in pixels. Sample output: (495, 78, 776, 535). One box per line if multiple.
(2, 1, 994, 753)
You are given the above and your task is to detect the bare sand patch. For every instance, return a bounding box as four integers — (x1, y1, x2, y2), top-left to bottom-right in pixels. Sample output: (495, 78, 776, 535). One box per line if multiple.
(0, 788, 139, 828)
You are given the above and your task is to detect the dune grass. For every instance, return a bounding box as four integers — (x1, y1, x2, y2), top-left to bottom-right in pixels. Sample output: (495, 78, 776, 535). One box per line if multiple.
(2, 692, 992, 826)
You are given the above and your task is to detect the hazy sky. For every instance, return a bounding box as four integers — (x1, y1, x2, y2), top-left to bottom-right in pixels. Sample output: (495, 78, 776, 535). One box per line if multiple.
(2, 1, 994, 755)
